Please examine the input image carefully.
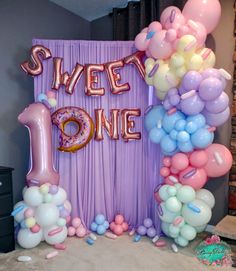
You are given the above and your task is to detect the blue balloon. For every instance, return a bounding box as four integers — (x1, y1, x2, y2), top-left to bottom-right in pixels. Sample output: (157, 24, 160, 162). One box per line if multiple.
(186, 114, 206, 128)
(191, 128, 213, 148)
(185, 121, 198, 134)
(177, 131, 190, 143)
(90, 222, 98, 232)
(170, 129, 178, 140)
(175, 119, 187, 131)
(149, 128, 166, 144)
(144, 105, 165, 132)
(95, 214, 105, 225)
(103, 220, 109, 230)
(160, 135, 177, 154)
(178, 140, 194, 152)
(162, 111, 185, 133)
(96, 225, 106, 235)
(37, 93, 47, 102)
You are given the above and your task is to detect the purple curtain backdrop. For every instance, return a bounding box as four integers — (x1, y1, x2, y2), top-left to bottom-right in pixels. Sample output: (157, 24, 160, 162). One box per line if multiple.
(33, 39, 162, 231)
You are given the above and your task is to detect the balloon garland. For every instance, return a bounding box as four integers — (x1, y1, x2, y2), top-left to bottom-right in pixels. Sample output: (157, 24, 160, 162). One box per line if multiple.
(135, 0, 233, 247)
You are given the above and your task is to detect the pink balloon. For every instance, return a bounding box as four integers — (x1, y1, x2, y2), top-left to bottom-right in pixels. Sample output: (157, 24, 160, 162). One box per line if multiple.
(190, 150, 208, 168)
(30, 224, 40, 233)
(110, 222, 116, 231)
(115, 214, 124, 225)
(121, 222, 129, 232)
(134, 32, 150, 51)
(172, 153, 189, 171)
(163, 157, 171, 167)
(182, 0, 221, 34)
(204, 144, 233, 177)
(148, 21, 162, 33)
(160, 167, 170, 177)
(160, 6, 182, 27)
(18, 103, 59, 186)
(187, 20, 207, 48)
(68, 226, 76, 237)
(72, 217, 81, 228)
(164, 175, 178, 185)
(141, 27, 148, 33)
(179, 166, 207, 189)
(76, 225, 86, 238)
(46, 90, 56, 99)
(113, 225, 123, 236)
(154, 189, 162, 203)
(149, 30, 173, 59)
(170, 167, 179, 175)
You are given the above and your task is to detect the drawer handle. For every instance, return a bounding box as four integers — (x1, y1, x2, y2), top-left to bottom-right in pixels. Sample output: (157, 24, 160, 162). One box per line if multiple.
(0, 182, 2, 186)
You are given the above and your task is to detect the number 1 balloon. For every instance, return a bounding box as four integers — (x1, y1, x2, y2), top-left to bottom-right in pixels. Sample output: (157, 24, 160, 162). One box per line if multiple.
(18, 103, 59, 186)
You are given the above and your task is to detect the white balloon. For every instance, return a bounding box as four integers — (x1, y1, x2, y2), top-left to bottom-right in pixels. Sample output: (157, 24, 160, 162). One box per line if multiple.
(17, 228, 42, 249)
(196, 189, 215, 209)
(182, 199, 212, 227)
(159, 202, 180, 223)
(35, 203, 59, 227)
(64, 200, 72, 213)
(22, 186, 28, 196)
(23, 187, 43, 207)
(43, 225, 67, 245)
(13, 201, 28, 223)
(195, 224, 207, 233)
(51, 187, 67, 206)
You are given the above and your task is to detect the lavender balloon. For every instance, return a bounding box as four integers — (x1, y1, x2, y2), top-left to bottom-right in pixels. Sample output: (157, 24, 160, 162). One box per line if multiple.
(182, 71, 202, 91)
(199, 77, 224, 101)
(18, 103, 59, 186)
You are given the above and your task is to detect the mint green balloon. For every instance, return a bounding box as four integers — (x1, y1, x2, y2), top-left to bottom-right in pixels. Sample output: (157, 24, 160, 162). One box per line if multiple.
(196, 189, 215, 208)
(195, 224, 207, 233)
(173, 216, 185, 228)
(159, 185, 170, 201)
(175, 236, 189, 247)
(180, 224, 197, 241)
(169, 224, 180, 238)
(176, 185, 196, 203)
(159, 202, 180, 223)
(174, 183, 182, 190)
(161, 222, 170, 236)
(165, 197, 182, 213)
(167, 186, 177, 197)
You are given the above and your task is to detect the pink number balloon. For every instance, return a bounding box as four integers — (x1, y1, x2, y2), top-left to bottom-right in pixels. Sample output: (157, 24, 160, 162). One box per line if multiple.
(204, 144, 233, 177)
(18, 103, 59, 186)
(182, 0, 221, 34)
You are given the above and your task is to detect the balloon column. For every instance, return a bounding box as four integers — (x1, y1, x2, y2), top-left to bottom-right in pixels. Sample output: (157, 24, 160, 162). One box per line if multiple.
(136, 0, 233, 246)
(12, 184, 71, 248)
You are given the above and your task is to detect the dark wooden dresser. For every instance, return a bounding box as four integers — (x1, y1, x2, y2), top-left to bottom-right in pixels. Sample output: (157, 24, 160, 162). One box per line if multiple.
(0, 166, 15, 253)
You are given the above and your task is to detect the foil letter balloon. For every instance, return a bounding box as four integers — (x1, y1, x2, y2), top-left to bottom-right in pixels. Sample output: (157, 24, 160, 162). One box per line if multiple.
(52, 106, 94, 152)
(18, 103, 59, 186)
(85, 64, 105, 96)
(21, 45, 52, 76)
(124, 51, 145, 79)
(121, 109, 141, 141)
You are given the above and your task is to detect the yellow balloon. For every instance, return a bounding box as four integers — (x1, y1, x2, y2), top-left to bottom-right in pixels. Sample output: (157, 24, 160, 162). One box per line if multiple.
(177, 35, 197, 53)
(187, 54, 203, 71)
(39, 184, 49, 195)
(170, 53, 185, 68)
(25, 217, 36, 228)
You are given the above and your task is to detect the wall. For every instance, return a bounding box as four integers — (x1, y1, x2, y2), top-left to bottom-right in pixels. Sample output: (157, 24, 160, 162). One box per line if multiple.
(0, 0, 90, 203)
(91, 15, 113, 40)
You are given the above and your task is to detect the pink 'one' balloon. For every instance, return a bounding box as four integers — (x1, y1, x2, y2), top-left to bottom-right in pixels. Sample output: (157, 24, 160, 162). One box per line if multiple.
(18, 103, 59, 186)
(204, 144, 232, 177)
(182, 0, 221, 34)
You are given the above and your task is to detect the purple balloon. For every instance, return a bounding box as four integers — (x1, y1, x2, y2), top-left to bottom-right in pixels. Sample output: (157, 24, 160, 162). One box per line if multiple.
(199, 77, 224, 101)
(178, 85, 188, 95)
(147, 227, 157, 238)
(60, 209, 69, 218)
(201, 68, 220, 79)
(49, 185, 59, 195)
(143, 218, 153, 228)
(168, 88, 178, 96)
(137, 225, 147, 236)
(182, 71, 202, 91)
(180, 94, 205, 115)
(163, 99, 172, 110)
(205, 92, 229, 114)
(203, 107, 230, 127)
(169, 94, 180, 106)
(18, 103, 59, 186)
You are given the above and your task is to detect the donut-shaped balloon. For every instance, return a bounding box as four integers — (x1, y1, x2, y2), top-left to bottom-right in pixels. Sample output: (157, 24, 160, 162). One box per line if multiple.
(52, 107, 94, 152)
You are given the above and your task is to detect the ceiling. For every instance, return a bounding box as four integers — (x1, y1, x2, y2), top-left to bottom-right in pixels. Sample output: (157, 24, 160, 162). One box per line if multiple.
(50, 0, 139, 22)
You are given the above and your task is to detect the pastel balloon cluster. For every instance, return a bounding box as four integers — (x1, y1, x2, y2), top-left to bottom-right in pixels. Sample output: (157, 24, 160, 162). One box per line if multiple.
(145, 105, 214, 155)
(144, 35, 215, 99)
(159, 145, 232, 190)
(37, 90, 57, 108)
(156, 184, 215, 247)
(90, 214, 109, 235)
(163, 69, 231, 126)
(13, 184, 71, 249)
(136, 218, 157, 238)
(67, 217, 87, 238)
(135, 0, 221, 59)
(109, 214, 129, 236)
